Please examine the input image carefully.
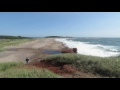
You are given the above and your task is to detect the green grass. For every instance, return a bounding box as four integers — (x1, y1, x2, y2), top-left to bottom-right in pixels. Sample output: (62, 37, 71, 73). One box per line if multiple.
(0, 68, 60, 78)
(1, 54, 120, 78)
(0, 62, 23, 71)
(0, 39, 35, 51)
(0, 62, 60, 78)
(41, 54, 120, 78)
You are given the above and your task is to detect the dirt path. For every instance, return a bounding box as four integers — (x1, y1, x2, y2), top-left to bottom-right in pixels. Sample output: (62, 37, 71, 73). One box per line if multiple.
(0, 38, 65, 63)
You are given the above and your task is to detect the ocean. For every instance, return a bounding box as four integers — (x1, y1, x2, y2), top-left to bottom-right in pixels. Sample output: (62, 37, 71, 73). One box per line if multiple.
(55, 37, 120, 57)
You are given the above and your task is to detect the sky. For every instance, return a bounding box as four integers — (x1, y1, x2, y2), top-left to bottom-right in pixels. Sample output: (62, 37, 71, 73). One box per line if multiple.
(0, 12, 120, 37)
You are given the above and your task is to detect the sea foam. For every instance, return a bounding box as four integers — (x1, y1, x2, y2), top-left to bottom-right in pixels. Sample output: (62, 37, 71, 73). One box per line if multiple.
(55, 38, 120, 57)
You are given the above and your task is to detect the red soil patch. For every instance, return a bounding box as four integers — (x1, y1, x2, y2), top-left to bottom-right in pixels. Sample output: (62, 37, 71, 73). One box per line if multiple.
(25, 62, 102, 78)
(62, 65, 78, 73)
(29, 62, 79, 77)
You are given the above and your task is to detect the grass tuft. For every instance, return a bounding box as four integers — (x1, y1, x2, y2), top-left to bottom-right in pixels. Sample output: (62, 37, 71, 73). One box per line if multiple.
(0, 62, 23, 71)
(0, 68, 60, 78)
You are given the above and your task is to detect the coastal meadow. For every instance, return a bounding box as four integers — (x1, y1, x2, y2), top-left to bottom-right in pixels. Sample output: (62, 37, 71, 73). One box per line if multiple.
(41, 53, 120, 78)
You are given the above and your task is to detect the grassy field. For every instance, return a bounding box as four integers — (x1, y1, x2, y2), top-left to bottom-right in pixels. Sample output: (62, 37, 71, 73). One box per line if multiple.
(0, 54, 120, 78)
(41, 54, 120, 78)
(0, 39, 35, 51)
(0, 62, 60, 78)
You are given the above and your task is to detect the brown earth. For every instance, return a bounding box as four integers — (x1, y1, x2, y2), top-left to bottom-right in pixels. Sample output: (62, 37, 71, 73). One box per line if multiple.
(28, 61, 102, 78)
(0, 38, 102, 78)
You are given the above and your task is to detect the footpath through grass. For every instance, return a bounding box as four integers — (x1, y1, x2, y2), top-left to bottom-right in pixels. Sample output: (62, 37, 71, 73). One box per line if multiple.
(41, 54, 120, 78)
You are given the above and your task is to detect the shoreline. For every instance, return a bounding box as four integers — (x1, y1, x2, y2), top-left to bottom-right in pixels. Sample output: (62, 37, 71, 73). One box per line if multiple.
(1, 38, 119, 63)
(54, 38, 120, 58)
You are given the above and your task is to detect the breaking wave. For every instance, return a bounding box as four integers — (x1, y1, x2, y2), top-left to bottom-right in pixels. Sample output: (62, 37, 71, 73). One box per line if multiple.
(55, 38, 120, 57)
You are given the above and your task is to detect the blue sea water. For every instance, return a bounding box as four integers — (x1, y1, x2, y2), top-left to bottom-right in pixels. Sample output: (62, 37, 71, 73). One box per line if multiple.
(55, 37, 120, 57)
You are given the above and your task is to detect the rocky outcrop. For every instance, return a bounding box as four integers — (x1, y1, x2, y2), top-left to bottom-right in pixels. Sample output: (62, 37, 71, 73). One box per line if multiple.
(61, 48, 77, 53)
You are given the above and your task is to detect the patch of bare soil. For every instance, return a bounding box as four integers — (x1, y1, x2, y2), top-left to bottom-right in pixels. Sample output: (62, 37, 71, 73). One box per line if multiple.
(29, 62, 102, 78)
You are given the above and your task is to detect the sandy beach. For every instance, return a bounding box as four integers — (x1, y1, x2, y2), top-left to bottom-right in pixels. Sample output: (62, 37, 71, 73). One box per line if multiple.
(0, 38, 65, 63)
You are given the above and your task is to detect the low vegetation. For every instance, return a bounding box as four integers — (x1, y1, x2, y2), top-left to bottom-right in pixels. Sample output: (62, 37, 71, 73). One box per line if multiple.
(41, 54, 120, 78)
(0, 62, 23, 71)
(0, 38, 35, 51)
(1, 54, 120, 78)
(0, 62, 60, 78)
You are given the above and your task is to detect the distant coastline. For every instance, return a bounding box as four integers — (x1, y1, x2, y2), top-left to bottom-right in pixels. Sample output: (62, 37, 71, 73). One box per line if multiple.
(45, 36, 73, 38)
(0, 35, 31, 39)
